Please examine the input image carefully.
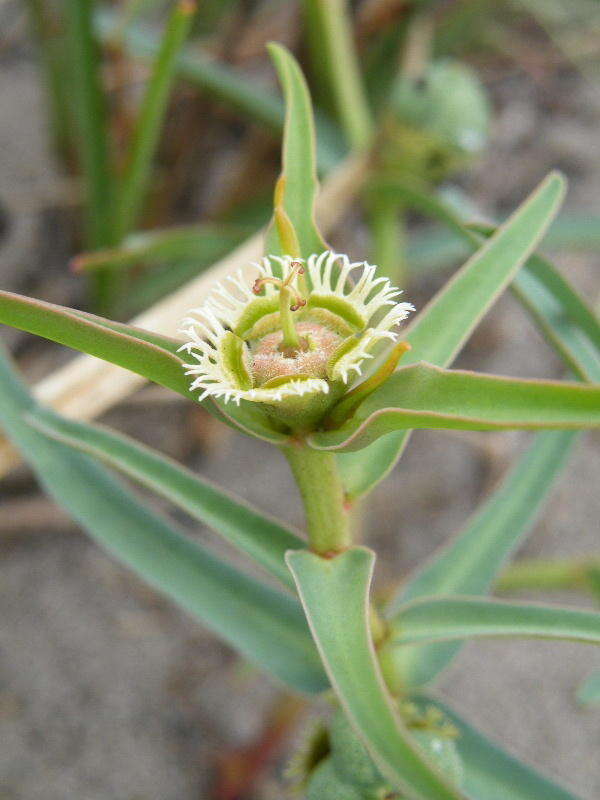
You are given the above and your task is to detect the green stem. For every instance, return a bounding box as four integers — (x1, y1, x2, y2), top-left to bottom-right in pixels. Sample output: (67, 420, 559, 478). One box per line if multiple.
(368, 194, 407, 286)
(282, 444, 351, 554)
(303, 0, 373, 150)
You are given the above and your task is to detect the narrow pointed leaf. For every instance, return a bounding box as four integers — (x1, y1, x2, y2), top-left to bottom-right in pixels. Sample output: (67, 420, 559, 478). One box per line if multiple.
(310, 363, 600, 451)
(414, 696, 582, 800)
(407, 213, 600, 280)
(265, 44, 328, 259)
(0, 289, 290, 445)
(27, 408, 304, 589)
(466, 222, 600, 383)
(375, 186, 600, 685)
(287, 547, 466, 800)
(383, 185, 600, 384)
(337, 172, 566, 497)
(389, 596, 600, 646)
(384, 430, 576, 685)
(0, 288, 190, 393)
(0, 345, 326, 693)
(512, 255, 600, 382)
(116, 1, 195, 239)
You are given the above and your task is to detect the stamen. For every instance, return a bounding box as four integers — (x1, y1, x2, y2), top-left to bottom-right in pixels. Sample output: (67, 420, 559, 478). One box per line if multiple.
(251, 259, 307, 350)
(290, 297, 307, 312)
(252, 276, 282, 294)
(283, 260, 305, 287)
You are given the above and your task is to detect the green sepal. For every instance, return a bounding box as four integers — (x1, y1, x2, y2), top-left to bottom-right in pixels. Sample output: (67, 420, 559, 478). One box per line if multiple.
(260, 376, 345, 432)
(218, 331, 253, 391)
(326, 334, 365, 381)
(233, 295, 280, 339)
(307, 293, 366, 333)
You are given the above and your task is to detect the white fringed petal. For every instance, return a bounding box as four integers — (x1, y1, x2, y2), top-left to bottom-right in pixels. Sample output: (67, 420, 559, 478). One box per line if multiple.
(180, 251, 414, 404)
(186, 255, 300, 332)
(181, 342, 329, 405)
(306, 251, 414, 330)
(328, 329, 392, 384)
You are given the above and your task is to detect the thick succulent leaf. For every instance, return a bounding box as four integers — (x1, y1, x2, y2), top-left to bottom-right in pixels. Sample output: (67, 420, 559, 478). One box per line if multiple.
(27, 408, 303, 589)
(310, 363, 600, 451)
(265, 44, 328, 259)
(386, 186, 600, 384)
(337, 172, 566, 497)
(1, 288, 184, 351)
(414, 696, 582, 800)
(389, 595, 600, 646)
(374, 186, 600, 685)
(0, 288, 192, 393)
(577, 670, 600, 706)
(384, 430, 577, 686)
(395, 173, 564, 366)
(287, 547, 466, 800)
(0, 345, 326, 693)
(0, 289, 290, 445)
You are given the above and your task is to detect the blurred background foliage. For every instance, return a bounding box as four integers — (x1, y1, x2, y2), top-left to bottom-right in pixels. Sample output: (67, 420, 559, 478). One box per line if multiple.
(22, 0, 600, 315)
(2, 1, 600, 797)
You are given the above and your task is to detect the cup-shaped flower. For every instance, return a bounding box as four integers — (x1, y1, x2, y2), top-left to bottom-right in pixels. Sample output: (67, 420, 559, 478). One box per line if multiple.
(179, 251, 413, 429)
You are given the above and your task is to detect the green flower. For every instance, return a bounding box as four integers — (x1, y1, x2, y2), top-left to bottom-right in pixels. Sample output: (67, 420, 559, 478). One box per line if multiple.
(179, 251, 413, 414)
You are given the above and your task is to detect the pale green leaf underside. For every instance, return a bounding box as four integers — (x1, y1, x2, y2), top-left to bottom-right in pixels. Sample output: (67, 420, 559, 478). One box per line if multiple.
(337, 171, 566, 496)
(0, 345, 325, 694)
(389, 596, 600, 646)
(310, 362, 600, 451)
(287, 547, 466, 800)
(26, 408, 304, 590)
(414, 696, 582, 800)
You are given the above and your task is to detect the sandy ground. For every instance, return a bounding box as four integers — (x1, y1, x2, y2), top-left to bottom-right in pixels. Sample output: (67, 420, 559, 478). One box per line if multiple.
(1, 19, 600, 800)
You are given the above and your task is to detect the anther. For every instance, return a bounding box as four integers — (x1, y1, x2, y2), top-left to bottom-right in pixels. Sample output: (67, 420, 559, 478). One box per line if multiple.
(252, 276, 282, 294)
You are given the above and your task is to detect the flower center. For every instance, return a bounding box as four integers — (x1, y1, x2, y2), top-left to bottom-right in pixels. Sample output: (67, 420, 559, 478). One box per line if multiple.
(251, 322, 343, 385)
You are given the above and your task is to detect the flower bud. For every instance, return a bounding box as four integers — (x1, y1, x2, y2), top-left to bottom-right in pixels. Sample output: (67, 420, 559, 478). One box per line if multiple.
(378, 58, 490, 184)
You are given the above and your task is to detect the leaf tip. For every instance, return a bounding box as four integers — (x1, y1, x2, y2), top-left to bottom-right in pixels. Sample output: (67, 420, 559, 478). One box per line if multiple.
(544, 169, 568, 201)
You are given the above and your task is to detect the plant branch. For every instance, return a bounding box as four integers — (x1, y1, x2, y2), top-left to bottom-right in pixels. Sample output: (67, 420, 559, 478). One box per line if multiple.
(282, 443, 351, 554)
